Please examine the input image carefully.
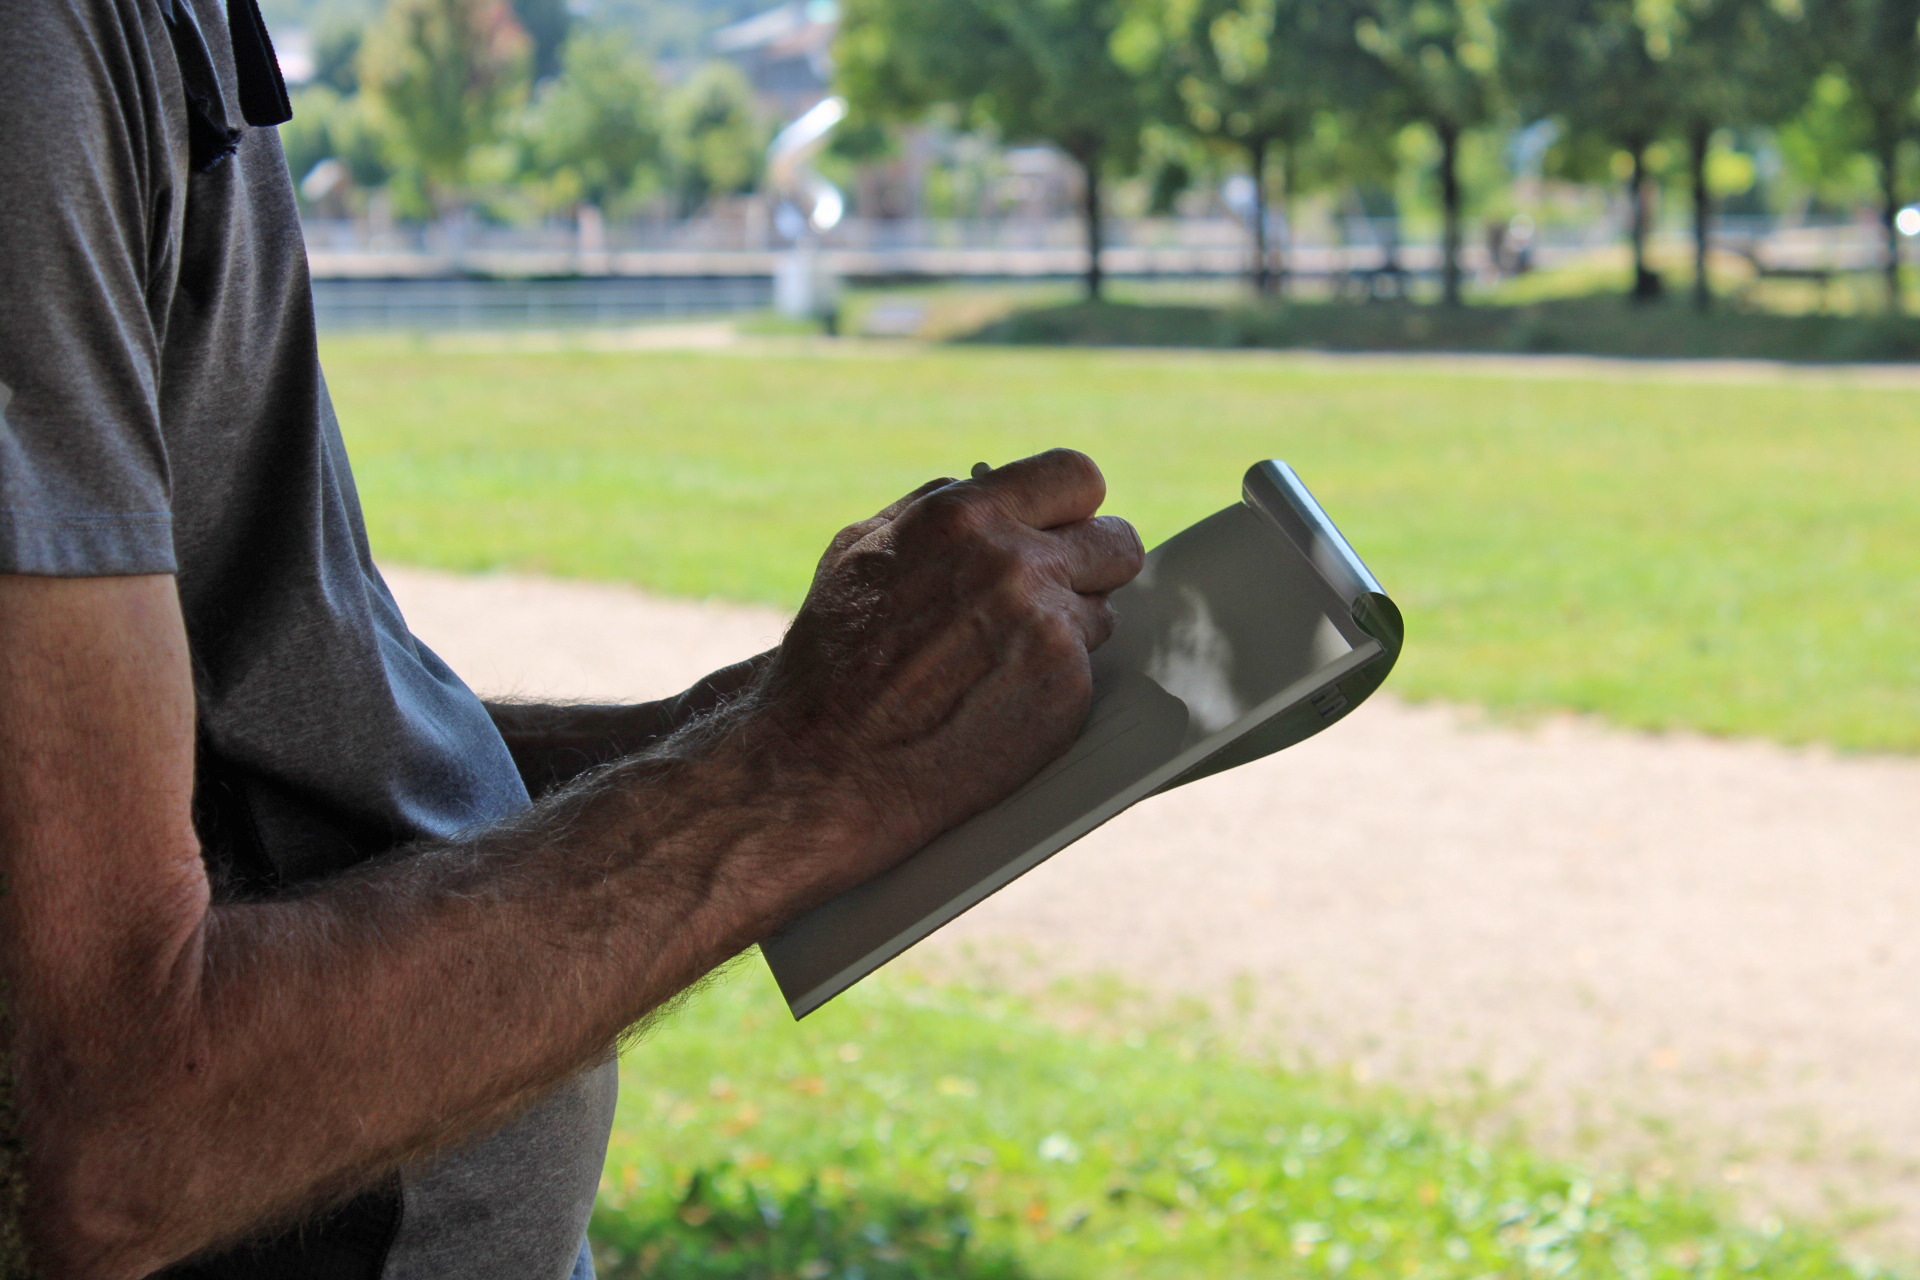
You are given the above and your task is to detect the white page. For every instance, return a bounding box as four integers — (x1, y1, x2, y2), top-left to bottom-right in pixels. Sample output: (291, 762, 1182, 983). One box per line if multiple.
(1089, 505, 1366, 741)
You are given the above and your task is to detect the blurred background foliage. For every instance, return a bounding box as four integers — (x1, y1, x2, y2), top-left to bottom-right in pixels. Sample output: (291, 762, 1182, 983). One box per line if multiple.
(265, 0, 1920, 308)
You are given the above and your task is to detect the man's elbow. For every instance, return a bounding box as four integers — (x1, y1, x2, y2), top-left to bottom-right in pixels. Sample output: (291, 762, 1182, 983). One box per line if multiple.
(9, 909, 219, 1277)
(14, 1088, 196, 1280)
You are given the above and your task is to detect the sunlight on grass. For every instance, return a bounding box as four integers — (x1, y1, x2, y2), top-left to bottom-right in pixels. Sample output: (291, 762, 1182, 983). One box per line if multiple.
(325, 340, 1920, 751)
(593, 966, 1881, 1280)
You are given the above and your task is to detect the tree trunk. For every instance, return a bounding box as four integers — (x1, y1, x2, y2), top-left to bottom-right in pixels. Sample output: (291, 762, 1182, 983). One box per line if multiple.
(1439, 121, 1462, 307)
(1690, 120, 1712, 313)
(1879, 133, 1903, 315)
(1079, 151, 1104, 302)
(1275, 139, 1293, 300)
(1249, 136, 1271, 298)
(1629, 142, 1662, 302)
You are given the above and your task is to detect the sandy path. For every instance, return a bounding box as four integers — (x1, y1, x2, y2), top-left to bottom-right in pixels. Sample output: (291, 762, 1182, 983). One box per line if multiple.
(385, 564, 1920, 1256)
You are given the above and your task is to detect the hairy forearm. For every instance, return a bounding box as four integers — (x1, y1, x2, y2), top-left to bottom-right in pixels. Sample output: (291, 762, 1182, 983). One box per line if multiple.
(12, 452, 1141, 1279)
(30, 695, 861, 1279)
(487, 654, 773, 796)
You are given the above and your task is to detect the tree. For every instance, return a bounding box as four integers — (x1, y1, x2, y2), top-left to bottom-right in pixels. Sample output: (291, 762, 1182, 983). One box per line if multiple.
(838, 0, 1151, 298)
(283, 80, 398, 189)
(1118, 0, 1366, 295)
(1351, 0, 1501, 306)
(283, 84, 347, 191)
(662, 62, 766, 215)
(524, 31, 663, 211)
(511, 0, 572, 80)
(312, 17, 365, 93)
(1505, 0, 1688, 300)
(359, 0, 532, 208)
(1776, 70, 1882, 207)
(1657, 0, 1815, 311)
(1814, 0, 1920, 311)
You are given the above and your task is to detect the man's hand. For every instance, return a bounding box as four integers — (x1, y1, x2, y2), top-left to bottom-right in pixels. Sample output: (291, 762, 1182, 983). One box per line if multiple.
(755, 449, 1143, 902)
(0, 450, 1140, 1278)
(489, 448, 1145, 894)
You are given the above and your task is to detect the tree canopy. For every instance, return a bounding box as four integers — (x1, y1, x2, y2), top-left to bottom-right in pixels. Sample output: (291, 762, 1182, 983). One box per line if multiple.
(1334, 0, 1501, 303)
(279, 0, 1920, 311)
(524, 31, 663, 210)
(359, 0, 532, 205)
(1117, 0, 1367, 292)
(1660, 0, 1814, 309)
(662, 61, 767, 215)
(1809, 0, 1920, 309)
(838, 0, 1150, 296)
(1504, 0, 1690, 297)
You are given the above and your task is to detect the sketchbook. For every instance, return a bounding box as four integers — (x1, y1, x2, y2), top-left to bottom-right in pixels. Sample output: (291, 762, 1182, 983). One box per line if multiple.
(761, 461, 1404, 1018)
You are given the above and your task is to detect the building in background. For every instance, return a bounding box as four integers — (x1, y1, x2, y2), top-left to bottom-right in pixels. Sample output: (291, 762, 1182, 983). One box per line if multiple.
(710, 0, 837, 119)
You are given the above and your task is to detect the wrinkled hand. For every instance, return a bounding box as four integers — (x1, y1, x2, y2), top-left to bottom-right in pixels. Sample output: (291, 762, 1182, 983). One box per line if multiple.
(757, 450, 1143, 893)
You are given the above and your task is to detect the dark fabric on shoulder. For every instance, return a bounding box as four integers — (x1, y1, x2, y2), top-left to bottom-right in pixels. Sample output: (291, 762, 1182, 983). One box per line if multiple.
(149, 1178, 402, 1280)
(226, 0, 290, 126)
(157, 0, 242, 171)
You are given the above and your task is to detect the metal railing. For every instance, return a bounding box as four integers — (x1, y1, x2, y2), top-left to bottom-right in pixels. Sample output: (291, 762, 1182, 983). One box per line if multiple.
(311, 275, 772, 331)
(305, 213, 1896, 279)
(300, 212, 1903, 329)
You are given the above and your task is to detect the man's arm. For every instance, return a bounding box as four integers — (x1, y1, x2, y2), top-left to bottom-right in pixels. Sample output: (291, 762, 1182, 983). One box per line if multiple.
(0, 452, 1142, 1280)
(486, 653, 773, 796)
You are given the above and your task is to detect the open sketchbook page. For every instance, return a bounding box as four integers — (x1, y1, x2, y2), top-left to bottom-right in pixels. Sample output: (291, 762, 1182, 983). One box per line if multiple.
(763, 491, 1386, 1017)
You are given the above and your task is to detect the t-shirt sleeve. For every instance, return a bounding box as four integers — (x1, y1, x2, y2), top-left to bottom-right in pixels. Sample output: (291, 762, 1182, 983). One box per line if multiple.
(0, 1, 176, 577)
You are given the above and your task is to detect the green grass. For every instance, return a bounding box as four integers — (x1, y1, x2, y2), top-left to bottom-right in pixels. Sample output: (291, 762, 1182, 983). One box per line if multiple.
(591, 965, 1879, 1280)
(325, 340, 1920, 751)
(315, 331, 1919, 1276)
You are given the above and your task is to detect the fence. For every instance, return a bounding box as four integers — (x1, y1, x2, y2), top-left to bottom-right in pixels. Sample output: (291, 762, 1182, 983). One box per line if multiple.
(302, 212, 1897, 330)
(311, 275, 773, 331)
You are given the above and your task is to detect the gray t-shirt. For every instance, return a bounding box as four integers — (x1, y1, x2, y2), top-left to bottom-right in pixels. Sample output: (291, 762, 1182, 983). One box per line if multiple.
(0, 3, 614, 1276)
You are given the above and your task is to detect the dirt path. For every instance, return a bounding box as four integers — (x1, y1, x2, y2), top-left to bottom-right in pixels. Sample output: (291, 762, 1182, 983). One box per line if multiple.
(386, 564, 1920, 1258)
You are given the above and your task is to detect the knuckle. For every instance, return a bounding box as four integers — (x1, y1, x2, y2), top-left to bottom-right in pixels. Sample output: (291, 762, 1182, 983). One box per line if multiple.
(917, 488, 993, 540)
(990, 541, 1032, 582)
(970, 543, 1045, 609)
(832, 516, 881, 549)
(1025, 607, 1082, 659)
(979, 555, 1033, 611)
(1042, 618, 1089, 669)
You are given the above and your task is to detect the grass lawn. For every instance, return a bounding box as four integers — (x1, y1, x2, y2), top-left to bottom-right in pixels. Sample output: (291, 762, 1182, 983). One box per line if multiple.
(589, 965, 1876, 1279)
(317, 337, 1917, 1274)
(325, 339, 1920, 751)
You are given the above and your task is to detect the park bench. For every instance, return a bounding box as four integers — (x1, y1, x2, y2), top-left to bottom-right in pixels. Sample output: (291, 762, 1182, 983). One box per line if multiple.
(1729, 241, 1846, 309)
